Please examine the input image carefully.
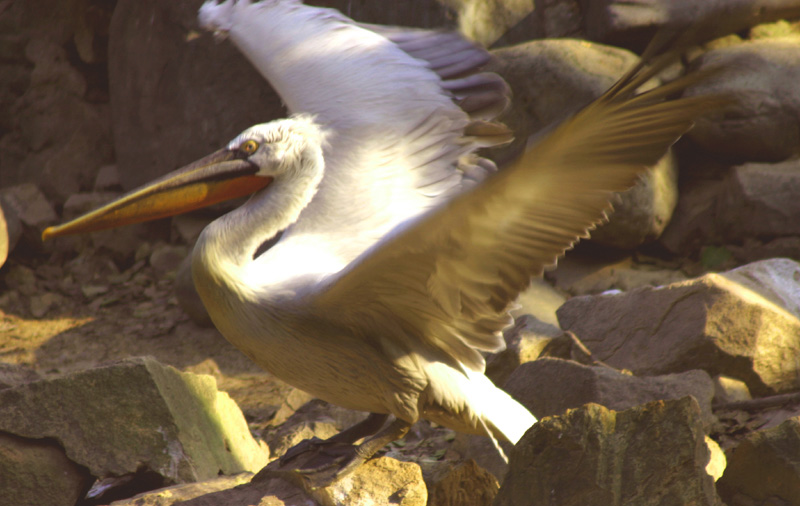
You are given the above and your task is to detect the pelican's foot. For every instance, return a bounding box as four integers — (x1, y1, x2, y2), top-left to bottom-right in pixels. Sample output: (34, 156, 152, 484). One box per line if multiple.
(275, 438, 367, 488)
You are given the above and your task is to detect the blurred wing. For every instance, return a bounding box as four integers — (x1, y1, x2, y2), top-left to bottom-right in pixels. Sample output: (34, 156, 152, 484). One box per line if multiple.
(199, 1, 511, 260)
(313, 57, 732, 373)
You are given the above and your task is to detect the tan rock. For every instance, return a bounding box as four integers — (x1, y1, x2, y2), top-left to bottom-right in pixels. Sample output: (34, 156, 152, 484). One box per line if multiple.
(426, 459, 499, 506)
(495, 397, 721, 506)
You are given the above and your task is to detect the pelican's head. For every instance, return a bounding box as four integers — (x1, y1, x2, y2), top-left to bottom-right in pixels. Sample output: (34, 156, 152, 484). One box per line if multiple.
(41, 115, 324, 241)
(227, 114, 326, 180)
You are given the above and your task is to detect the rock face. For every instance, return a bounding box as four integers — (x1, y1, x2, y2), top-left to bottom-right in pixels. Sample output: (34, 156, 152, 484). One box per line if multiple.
(0, 431, 90, 506)
(557, 258, 800, 396)
(504, 358, 716, 427)
(717, 417, 800, 505)
(495, 397, 721, 506)
(0, 357, 268, 486)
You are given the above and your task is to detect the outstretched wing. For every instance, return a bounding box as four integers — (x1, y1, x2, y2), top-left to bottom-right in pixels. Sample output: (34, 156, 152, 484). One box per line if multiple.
(199, 0, 511, 261)
(312, 56, 731, 373)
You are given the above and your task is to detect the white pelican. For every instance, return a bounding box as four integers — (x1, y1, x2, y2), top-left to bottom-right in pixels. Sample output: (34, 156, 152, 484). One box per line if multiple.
(43, 0, 729, 487)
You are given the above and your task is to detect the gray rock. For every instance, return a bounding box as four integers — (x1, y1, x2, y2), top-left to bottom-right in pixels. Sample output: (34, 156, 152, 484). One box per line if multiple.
(687, 36, 800, 162)
(583, 0, 800, 49)
(717, 416, 800, 505)
(658, 179, 726, 255)
(504, 358, 716, 427)
(557, 258, 800, 396)
(716, 159, 800, 241)
(0, 432, 89, 506)
(495, 397, 722, 506)
(94, 164, 121, 191)
(0, 357, 268, 483)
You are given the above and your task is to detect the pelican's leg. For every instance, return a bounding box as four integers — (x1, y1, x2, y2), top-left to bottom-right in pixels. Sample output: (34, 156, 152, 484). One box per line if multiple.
(278, 412, 389, 463)
(268, 416, 412, 488)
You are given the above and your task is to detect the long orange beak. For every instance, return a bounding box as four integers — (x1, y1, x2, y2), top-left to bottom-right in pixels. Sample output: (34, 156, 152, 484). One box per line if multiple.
(42, 148, 272, 240)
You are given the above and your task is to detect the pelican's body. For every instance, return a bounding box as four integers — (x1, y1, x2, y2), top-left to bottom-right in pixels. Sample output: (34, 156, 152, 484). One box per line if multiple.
(43, 0, 730, 486)
(194, 1, 533, 443)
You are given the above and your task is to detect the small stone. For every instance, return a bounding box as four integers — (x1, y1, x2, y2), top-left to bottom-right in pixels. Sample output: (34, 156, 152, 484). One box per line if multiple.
(705, 436, 726, 483)
(149, 243, 188, 274)
(0, 183, 57, 229)
(713, 375, 752, 405)
(29, 292, 61, 318)
(94, 164, 121, 191)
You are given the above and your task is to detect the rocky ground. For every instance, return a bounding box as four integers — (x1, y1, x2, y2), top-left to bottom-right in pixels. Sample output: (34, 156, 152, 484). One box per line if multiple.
(2, 1, 800, 505)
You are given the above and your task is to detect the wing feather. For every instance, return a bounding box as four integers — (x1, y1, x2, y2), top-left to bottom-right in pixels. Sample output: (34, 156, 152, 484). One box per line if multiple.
(313, 56, 732, 373)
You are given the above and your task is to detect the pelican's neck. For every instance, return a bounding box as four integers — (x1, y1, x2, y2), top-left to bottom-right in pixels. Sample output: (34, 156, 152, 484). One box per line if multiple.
(192, 147, 324, 300)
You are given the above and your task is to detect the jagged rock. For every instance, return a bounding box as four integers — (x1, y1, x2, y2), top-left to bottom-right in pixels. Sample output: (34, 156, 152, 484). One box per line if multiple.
(715, 159, 800, 242)
(109, 473, 253, 506)
(425, 459, 499, 506)
(688, 36, 800, 162)
(504, 358, 716, 427)
(658, 179, 726, 255)
(0, 357, 268, 486)
(0, 183, 57, 231)
(0, 431, 90, 506)
(583, 0, 800, 50)
(717, 416, 800, 505)
(557, 258, 800, 396)
(495, 397, 721, 506)
(485, 315, 566, 386)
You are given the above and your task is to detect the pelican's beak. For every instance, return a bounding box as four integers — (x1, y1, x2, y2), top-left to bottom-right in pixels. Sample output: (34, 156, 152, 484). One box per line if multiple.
(42, 148, 271, 241)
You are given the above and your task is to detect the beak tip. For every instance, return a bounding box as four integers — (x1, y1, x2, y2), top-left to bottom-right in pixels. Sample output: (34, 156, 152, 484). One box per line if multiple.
(41, 227, 56, 242)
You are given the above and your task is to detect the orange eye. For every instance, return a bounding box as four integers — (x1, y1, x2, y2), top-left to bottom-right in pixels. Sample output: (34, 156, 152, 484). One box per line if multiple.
(241, 140, 259, 154)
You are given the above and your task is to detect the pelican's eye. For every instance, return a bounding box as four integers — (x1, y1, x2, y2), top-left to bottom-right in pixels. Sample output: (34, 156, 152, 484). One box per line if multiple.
(240, 139, 259, 155)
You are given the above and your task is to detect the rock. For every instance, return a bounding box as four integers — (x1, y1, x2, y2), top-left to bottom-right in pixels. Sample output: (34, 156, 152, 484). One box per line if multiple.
(0, 183, 57, 230)
(487, 39, 642, 166)
(504, 358, 716, 427)
(705, 436, 727, 482)
(149, 243, 188, 274)
(717, 416, 800, 505)
(549, 248, 688, 295)
(492, 0, 584, 47)
(425, 459, 499, 506)
(485, 315, 566, 386)
(583, 0, 800, 50)
(0, 431, 90, 506)
(713, 375, 752, 405)
(0, 363, 41, 389)
(175, 253, 214, 327)
(557, 258, 800, 396)
(309, 457, 427, 506)
(109, 473, 254, 506)
(687, 36, 800, 162)
(0, 357, 269, 487)
(658, 179, 726, 255)
(267, 420, 340, 462)
(94, 164, 121, 191)
(715, 159, 800, 242)
(439, 0, 534, 46)
(588, 151, 678, 249)
(171, 472, 314, 506)
(495, 397, 721, 506)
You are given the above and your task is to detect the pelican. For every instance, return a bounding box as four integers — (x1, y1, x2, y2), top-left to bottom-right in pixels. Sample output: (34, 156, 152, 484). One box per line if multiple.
(43, 0, 729, 487)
